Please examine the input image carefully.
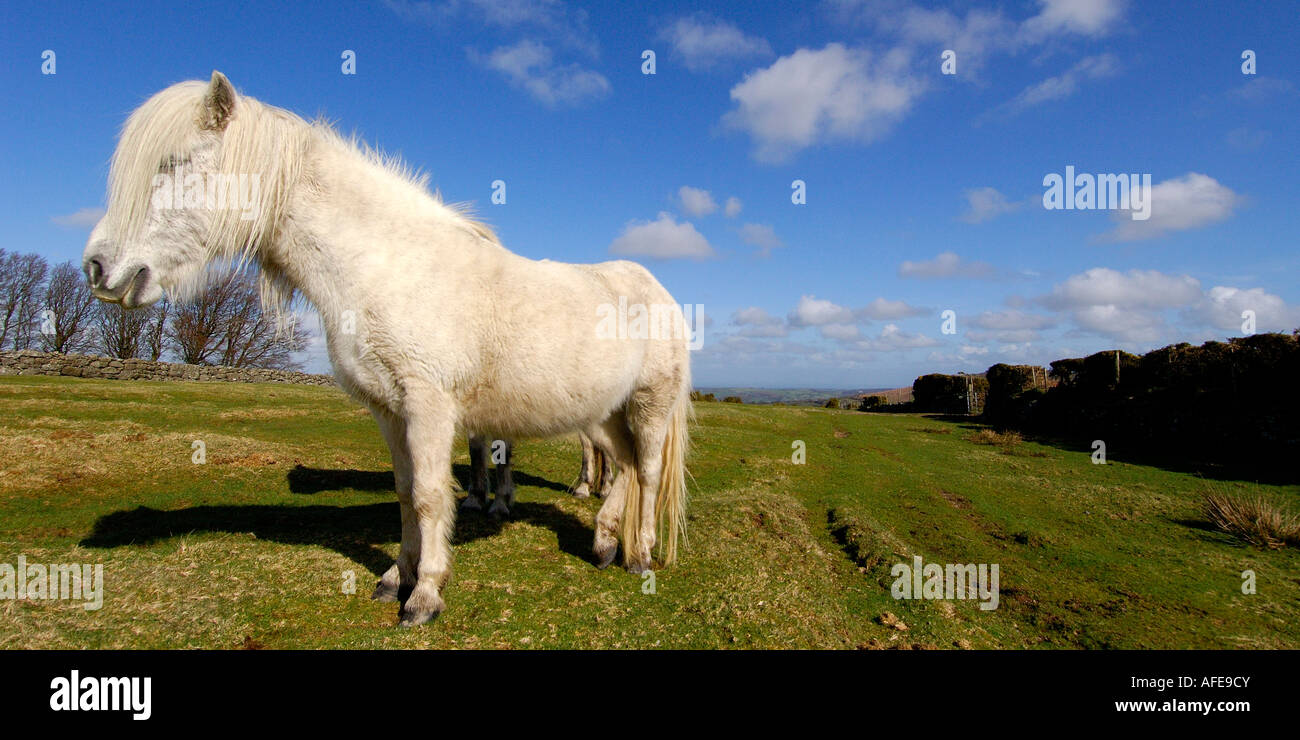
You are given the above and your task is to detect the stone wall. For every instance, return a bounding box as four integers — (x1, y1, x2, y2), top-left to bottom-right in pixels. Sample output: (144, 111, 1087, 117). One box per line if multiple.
(0, 350, 335, 387)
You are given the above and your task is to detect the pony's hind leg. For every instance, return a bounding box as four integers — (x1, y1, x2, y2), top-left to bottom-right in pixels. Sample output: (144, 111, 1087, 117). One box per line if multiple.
(460, 435, 490, 513)
(596, 444, 614, 497)
(583, 414, 636, 569)
(370, 407, 412, 603)
(487, 440, 515, 519)
(573, 433, 595, 499)
(626, 418, 668, 574)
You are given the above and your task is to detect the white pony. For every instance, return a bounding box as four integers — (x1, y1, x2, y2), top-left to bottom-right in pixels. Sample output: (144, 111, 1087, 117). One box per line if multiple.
(83, 72, 692, 626)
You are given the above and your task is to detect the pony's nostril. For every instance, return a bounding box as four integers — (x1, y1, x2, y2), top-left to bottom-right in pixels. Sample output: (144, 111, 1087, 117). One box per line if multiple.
(86, 258, 105, 287)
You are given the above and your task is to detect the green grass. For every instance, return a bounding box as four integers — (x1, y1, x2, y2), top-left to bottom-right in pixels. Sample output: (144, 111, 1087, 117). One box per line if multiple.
(1, 375, 1296, 649)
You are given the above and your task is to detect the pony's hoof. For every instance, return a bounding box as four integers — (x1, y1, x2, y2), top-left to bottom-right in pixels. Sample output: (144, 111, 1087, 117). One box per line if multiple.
(460, 495, 485, 513)
(397, 593, 446, 627)
(593, 540, 618, 569)
(572, 484, 591, 499)
(625, 561, 652, 576)
(488, 499, 511, 520)
(371, 580, 399, 602)
(397, 608, 441, 627)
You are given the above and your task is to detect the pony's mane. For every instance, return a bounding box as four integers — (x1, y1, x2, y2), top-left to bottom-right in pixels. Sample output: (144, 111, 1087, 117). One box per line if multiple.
(107, 79, 499, 312)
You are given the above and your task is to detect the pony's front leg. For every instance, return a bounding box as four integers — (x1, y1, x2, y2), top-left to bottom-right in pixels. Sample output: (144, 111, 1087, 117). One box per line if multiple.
(398, 404, 457, 627)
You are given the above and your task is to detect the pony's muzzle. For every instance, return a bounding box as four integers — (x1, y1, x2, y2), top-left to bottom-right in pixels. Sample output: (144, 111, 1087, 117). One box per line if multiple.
(85, 256, 151, 308)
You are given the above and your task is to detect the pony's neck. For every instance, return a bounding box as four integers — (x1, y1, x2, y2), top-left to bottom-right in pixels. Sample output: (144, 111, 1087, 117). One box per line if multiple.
(259, 126, 450, 337)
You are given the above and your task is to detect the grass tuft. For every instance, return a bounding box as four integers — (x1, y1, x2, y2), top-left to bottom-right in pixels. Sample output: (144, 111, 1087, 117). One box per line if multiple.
(1203, 486, 1300, 549)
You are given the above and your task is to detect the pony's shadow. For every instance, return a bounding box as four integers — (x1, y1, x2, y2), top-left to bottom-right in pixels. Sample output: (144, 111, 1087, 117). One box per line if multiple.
(80, 466, 592, 577)
(286, 464, 571, 495)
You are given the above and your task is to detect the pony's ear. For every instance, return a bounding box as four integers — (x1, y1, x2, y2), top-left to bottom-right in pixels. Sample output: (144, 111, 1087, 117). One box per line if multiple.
(201, 70, 237, 131)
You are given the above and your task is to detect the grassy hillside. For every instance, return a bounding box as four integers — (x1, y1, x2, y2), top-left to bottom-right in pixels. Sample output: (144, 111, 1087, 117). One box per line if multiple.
(0, 375, 1295, 649)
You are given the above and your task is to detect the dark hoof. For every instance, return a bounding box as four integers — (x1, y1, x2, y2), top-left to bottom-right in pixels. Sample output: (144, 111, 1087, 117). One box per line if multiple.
(371, 580, 399, 602)
(488, 499, 511, 520)
(460, 495, 486, 513)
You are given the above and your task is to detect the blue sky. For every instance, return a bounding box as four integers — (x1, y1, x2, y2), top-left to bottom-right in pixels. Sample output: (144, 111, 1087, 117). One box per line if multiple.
(2, 0, 1297, 388)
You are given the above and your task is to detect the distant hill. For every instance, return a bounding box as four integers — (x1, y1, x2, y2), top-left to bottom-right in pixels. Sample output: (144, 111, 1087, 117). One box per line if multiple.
(695, 386, 911, 406)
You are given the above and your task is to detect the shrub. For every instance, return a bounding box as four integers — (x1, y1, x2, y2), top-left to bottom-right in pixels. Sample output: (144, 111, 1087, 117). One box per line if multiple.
(913, 373, 986, 414)
(722, 396, 743, 404)
(859, 395, 885, 411)
(824, 398, 840, 409)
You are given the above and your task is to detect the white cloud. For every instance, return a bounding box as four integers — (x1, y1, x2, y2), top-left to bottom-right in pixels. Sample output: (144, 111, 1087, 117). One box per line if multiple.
(677, 186, 718, 217)
(1230, 76, 1297, 103)
(1041, 267, 1299, 345)
(738, 223, 783, 257)
(967, 310, 1055, 344)
(899, 251, 995, 279)
(387, 0, 596, 53)
(859, 297, 928, 320)
(1102, 173, 1242, 242)
(733, 306, 775, 325)
(788, 295, 857, 327)
(659, 16, 771, 72)
(724, 196, 743, 218)
(960, 187, 1023, 223)
(1042, 267, 1200, 343)
(608, 212, 714, 259)
(51, 207, 105, 228)
(833, 0, 1125, 72)
(731, 306, 788, 337)
(723, 43, 924, 163)
(1192, 286, 1300, 333)
(967, 329, 1044, 344)
(1045, 268, 1202, 312)
(828, 1, 1016, 75)
(1070, 304, 1169, 343)
(857, 323, 939, 350)
(470, 40, 609, 107)
(991, 54, 1119, 118)
(970, 309, 1056, 331)
(820, 323, 860, 340)
(1020, 0, 1127, 40)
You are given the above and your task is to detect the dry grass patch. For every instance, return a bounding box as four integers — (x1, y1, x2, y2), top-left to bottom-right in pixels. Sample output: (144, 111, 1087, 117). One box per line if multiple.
(968, 429, 1021, 447)
(1203, 486, 1300, 549)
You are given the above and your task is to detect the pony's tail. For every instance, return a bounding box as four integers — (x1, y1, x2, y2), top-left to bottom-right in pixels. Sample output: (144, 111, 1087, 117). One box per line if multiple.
(655, 378, 693, 566)
(617, 379, 691, 568)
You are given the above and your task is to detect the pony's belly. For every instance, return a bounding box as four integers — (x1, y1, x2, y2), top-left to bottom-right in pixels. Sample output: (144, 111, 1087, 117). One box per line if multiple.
(458, 382, 622, 440)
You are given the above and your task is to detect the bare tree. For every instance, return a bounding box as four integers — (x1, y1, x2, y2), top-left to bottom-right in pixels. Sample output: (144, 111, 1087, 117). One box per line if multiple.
(141, 297, 169, 361)
(0, 250, 50, 350)
(38, 261, 97, 353)
(95, 301, 155, 359)
(168, 271, 243, 365)
(168, 270, 307, 369)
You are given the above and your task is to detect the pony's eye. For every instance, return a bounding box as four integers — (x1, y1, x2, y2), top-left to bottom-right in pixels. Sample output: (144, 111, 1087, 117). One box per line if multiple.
(159, 155, 190, 171)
